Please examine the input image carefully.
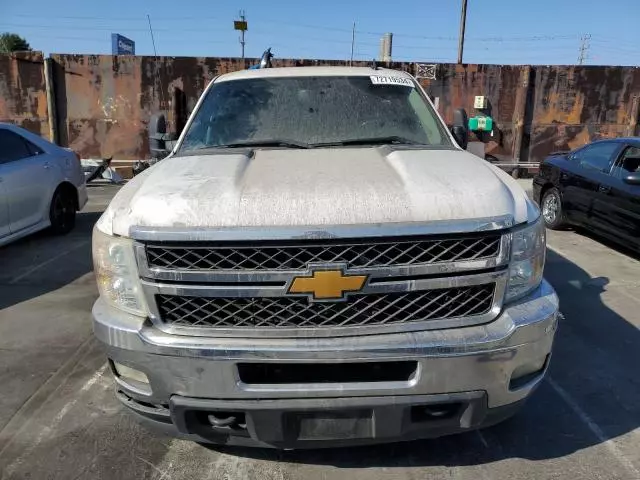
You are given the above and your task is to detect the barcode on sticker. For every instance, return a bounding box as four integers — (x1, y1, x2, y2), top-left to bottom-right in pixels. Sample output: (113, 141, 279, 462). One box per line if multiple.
(370, 75, 413, 87)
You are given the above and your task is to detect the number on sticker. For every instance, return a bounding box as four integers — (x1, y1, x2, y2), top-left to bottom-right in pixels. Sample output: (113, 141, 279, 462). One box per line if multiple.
(370, 75, 413, 87)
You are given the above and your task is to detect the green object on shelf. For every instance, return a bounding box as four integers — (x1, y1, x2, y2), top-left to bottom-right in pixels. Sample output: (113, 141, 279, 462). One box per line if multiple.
(468, 116, 493, 132)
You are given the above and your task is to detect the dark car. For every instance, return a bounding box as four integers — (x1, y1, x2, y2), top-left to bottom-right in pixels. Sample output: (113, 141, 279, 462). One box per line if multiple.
(533, 138, 640, 249)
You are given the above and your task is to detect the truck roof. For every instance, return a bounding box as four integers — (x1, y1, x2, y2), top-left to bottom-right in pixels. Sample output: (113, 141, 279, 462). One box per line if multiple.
(215, 66, 414, 83)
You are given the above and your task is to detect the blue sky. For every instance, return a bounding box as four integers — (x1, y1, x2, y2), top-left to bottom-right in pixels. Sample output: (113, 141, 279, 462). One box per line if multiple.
(2, 0, 639, 65)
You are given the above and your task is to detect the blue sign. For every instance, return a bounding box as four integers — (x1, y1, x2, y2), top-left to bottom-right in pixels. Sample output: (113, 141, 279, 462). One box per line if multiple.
(111, 34, 135, 55)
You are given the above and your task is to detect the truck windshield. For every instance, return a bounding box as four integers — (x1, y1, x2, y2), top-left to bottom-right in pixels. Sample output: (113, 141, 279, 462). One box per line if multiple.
(177, 75, 452, 152)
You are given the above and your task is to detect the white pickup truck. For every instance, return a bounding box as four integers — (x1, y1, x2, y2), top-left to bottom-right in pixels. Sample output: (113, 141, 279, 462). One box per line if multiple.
(92, 66, 558, 449)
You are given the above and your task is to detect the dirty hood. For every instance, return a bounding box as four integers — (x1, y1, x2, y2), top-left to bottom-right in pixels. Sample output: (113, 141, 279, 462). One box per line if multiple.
(98, 147, 537, 238)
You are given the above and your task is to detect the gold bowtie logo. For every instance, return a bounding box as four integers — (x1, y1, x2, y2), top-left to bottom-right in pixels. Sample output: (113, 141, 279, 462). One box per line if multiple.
(289, 268, 367, 301)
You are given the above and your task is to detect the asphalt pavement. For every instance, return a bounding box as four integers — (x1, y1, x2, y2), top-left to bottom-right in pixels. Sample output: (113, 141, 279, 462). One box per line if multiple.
(0, 183, 639, 480)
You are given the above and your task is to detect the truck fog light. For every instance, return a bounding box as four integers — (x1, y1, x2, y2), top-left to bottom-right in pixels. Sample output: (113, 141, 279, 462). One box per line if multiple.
(509, 355, 549, 390)
(112, 361, 150, 385)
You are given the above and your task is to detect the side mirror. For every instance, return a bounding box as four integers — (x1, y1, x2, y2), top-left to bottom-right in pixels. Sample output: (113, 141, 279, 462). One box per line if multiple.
(452, 108, 469, 150)
(623, 172, 640, 185)
(149, 114, 171, 159)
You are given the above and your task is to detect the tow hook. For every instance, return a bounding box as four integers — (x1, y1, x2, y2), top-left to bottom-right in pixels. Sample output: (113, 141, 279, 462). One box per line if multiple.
(207, 413, 247, 430)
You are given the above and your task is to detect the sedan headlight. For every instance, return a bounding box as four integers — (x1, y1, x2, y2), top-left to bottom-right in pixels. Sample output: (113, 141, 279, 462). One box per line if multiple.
(506, 216, 546, 302)
(92, 227, 148, 316)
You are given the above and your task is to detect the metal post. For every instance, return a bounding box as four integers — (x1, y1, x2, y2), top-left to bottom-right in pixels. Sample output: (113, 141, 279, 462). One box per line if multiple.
(43, 57, 59, 145)
(350, 22, 355, 66)
(457, 0, 468, 64)
(240, 10, 246, 59)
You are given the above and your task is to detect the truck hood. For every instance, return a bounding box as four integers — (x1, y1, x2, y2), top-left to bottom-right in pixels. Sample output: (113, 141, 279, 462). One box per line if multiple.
(98, 147, 538, 238)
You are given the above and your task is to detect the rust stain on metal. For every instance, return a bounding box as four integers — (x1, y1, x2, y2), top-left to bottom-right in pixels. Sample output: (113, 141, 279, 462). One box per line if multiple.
(0, 52, 49, 138)
(3, 54, 640, 165)
(528, 65, 640, 162)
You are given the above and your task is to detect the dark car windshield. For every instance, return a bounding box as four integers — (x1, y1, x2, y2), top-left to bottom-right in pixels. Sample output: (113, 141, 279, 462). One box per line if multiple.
(177, 75, 452, 152)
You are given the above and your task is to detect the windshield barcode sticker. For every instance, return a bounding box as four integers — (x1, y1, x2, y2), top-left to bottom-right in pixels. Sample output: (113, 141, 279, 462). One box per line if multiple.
(370, 75, 413, 87)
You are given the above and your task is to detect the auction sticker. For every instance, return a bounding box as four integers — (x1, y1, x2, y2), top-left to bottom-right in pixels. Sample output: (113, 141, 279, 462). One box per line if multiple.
(370, 75, 413, 87)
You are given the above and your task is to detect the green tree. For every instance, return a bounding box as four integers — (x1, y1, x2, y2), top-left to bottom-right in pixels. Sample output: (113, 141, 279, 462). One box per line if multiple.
(0, 33, 31, 53)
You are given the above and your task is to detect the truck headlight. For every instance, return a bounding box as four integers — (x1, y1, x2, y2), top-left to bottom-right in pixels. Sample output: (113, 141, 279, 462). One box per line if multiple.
(506, 216, 546, 302)
(92, 227, 148, 317)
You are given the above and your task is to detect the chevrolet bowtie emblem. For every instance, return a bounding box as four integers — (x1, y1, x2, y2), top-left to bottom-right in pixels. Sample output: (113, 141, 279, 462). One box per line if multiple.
(288, 267, 367, 301)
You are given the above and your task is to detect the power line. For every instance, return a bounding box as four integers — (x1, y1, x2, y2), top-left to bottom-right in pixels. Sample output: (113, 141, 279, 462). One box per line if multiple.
(6, 13, 186, 21)
(590, 44, 640, 53)
(21, 29, 582, 50)
(0, 23, 173, 32)
(1, 18, 586, 43)
(249, 30, 379, 47)
(24, 33, 230, 44)
(3, 18, 631, 66)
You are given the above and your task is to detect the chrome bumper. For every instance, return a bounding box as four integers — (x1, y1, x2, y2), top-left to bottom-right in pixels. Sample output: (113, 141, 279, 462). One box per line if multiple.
(94, 279, 558, 410)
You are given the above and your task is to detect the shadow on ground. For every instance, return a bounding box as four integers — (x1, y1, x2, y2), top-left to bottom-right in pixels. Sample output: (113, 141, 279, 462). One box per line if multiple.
(572, 225, 640, 260)
(207, 247, 640, 468)
(0, 211, 101, 310)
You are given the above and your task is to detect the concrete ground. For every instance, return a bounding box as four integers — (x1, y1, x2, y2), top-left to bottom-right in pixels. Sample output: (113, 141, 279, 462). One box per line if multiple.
(1, 184, 639, 479)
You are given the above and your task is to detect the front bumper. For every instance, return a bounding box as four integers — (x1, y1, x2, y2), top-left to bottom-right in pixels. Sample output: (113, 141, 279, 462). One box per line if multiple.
(93, 279, 559, 448)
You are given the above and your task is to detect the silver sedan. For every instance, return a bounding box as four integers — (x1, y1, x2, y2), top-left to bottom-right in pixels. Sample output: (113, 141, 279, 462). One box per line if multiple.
(0, 123, 88, 246)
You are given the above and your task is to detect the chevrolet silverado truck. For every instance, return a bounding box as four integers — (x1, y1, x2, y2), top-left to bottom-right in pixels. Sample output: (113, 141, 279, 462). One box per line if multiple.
(92, 66, 559, 449)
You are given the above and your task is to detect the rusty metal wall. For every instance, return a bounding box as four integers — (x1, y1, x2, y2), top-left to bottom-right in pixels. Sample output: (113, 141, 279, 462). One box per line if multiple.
(48, 55, 412, 159)
(50, 54, 202, 159)
(2, 53, 639, 167)
(527, 66, 640, 163)
(417, 64, 525, 162)
(0, 52, 49, 138)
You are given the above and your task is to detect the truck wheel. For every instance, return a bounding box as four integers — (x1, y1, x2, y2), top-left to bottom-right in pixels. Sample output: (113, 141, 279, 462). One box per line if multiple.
(541, 187, 566, 230)
(50, 187, 76, 234)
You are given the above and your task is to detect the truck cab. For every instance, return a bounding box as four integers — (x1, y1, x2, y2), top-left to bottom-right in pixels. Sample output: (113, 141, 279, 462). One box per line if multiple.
(92, 66, 558, 448)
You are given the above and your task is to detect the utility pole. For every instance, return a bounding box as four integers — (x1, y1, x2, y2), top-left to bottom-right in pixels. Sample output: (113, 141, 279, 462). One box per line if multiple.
(578, 33, 591, 65)
(234, 10, 248, 59)
(350, 22, 355, 66)
(457, 0, 468, 64)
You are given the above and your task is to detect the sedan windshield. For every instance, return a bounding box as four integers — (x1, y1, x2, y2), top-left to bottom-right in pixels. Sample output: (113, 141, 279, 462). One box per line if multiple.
(177, 75, 452, 153)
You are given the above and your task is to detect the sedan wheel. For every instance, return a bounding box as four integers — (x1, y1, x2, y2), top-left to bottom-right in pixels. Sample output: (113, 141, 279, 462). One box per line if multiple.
(50, 189, 76, 234)
(541, 188, 566, 230)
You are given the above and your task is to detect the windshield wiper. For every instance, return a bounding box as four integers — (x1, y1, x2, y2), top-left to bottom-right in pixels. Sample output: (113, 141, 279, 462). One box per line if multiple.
(200, 139, 311, 149)
(311, 136, 428, 147)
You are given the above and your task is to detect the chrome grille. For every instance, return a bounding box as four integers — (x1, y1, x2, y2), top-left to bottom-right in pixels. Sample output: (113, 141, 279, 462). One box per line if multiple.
(156, 284, 496, 329)
(146, 235, 501, 271)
